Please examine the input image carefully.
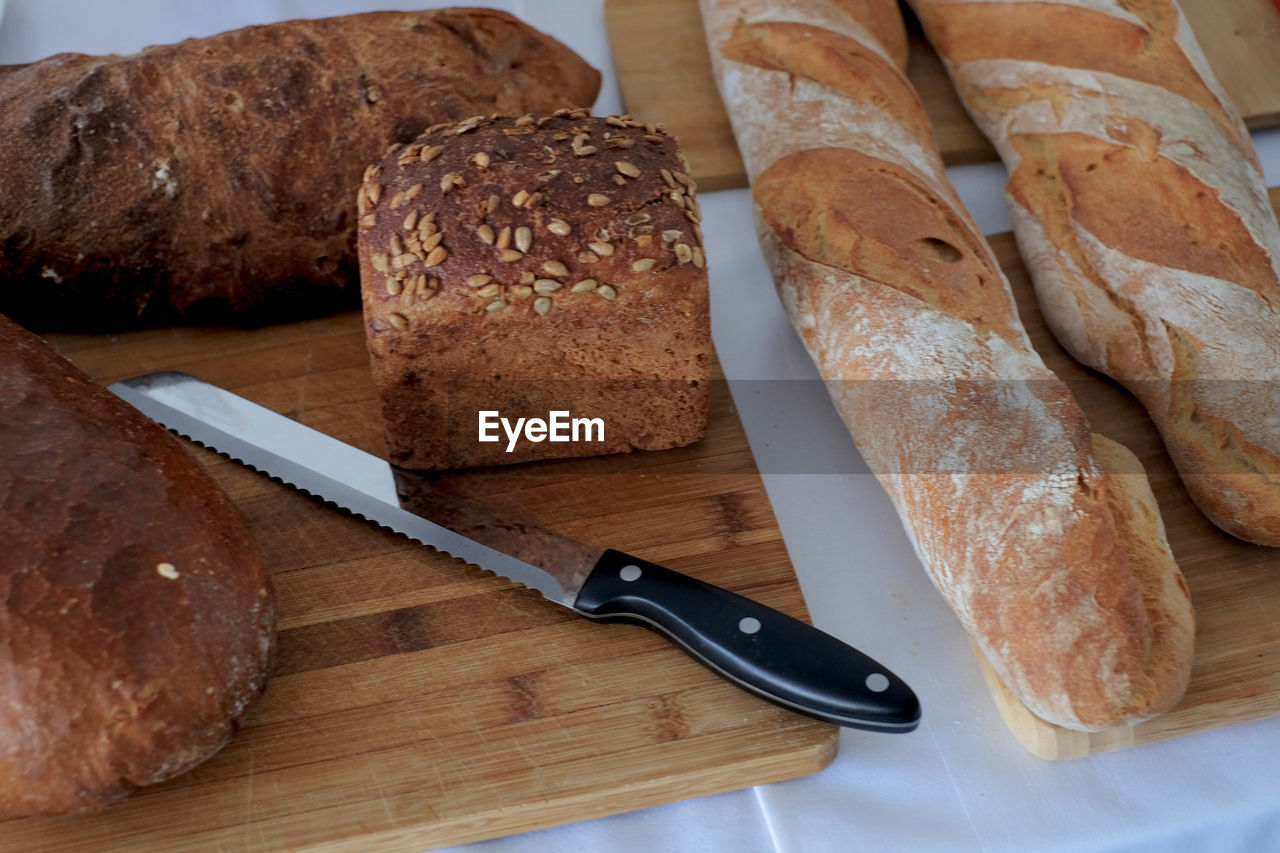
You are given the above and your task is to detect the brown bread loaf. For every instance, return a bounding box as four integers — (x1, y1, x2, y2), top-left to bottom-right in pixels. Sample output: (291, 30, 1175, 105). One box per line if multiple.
(701, 0, 1194, 730)
(0, 9, 601, 331)
(908, 0, 1280, 546)
(359, 110, 711, 470)
(0, 315, 275, 815)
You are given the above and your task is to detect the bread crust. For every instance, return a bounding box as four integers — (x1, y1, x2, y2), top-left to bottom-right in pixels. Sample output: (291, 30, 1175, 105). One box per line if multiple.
(0, 315, 276, 815)
(702, 0, 1194, 729)
(359, 111, 711, 470)
(0, 10, 600, 331)
(910, 0, 1280, 545)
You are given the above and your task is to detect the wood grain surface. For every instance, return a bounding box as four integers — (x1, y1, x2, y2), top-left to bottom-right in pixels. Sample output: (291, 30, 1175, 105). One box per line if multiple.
(0, 324, 837, 850)
(976, 188, 1280, 759)
(605, 0, 1280, 190)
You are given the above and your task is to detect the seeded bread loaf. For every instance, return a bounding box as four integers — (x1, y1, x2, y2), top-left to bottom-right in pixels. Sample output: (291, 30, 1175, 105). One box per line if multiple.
(0, 314, 276, 816)
(702, 0, 1194, 730)
(908, 0, 1280, 546)
(359, 110, 711, 470)
(0, 9, 600, 331)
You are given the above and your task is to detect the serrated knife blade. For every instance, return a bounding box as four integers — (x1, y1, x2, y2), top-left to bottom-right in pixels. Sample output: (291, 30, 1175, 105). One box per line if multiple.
(110, 371, 920, 733)
(109, 371, 579, 602)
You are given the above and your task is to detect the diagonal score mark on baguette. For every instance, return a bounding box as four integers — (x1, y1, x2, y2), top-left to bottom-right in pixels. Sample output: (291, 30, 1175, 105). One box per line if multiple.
(751, 146, 1026, 352)
(912, 0, 1251, 156)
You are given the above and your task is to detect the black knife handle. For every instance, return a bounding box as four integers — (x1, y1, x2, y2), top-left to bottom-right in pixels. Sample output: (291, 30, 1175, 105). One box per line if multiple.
(572, 550, 920, 732)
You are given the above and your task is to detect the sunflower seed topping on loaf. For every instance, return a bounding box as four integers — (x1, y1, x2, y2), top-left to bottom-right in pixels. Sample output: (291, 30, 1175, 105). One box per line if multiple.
(358, 111, 711, 471)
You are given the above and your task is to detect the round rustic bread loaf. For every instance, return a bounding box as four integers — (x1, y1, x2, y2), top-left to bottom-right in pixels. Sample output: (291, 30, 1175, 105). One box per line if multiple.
(0, 315, 276, 816)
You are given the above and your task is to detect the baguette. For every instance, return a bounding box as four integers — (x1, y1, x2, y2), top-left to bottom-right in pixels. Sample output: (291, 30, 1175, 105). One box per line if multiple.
(0, 315, 275, 815)
(0, 10, 600, 331)
(908, 0, 1280, 545)
(701, 0, 1194, 730)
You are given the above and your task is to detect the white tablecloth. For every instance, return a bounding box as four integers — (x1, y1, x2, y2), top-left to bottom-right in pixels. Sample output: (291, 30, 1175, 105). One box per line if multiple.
(5, 2, 1280, 850)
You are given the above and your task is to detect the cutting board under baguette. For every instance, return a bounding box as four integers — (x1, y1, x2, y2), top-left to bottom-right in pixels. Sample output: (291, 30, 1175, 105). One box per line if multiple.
(606, 0, 1280, 189)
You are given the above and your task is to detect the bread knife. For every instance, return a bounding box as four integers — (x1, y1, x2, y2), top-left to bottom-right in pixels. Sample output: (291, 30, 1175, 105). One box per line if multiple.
(109, 371, 920, 733)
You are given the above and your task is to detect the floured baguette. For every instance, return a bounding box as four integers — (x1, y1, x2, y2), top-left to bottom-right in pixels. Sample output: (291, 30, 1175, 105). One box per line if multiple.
(700, 0, 1194, 730)
(908, 0, 1280, 546)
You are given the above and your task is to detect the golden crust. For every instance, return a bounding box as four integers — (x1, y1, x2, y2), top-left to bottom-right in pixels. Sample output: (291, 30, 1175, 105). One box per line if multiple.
(753, 147, 1020, 345)
(722, 20, 928, 140)
(1008, 132, 1279, 310)
(915, 0, 1246, 152)
(830, 0, 909, 71)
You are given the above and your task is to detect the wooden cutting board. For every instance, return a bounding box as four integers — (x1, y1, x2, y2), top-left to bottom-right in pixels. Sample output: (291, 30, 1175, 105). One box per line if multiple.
(0, 325, 837, 850)
(979, 188, 1280, 759)
(605, 0, 1280, 190)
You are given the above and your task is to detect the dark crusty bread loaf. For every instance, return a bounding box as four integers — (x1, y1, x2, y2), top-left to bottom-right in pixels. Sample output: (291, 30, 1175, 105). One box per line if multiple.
(702, 0, 1194, 730)
(359, 110, 711, 470)
(0, 9, 601, 331)
(0, 315, 275, 816)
